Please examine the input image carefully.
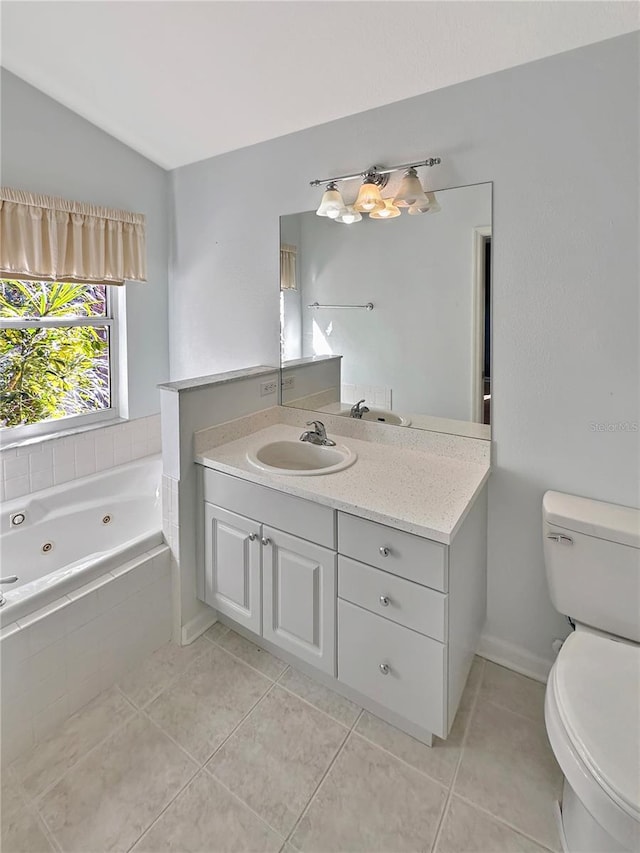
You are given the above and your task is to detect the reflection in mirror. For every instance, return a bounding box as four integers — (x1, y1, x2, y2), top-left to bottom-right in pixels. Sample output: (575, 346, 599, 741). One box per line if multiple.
(280, 182, 491, 439)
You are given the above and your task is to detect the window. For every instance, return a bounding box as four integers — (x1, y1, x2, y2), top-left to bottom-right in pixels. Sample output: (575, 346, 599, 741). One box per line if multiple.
(0, 279, 119, 439)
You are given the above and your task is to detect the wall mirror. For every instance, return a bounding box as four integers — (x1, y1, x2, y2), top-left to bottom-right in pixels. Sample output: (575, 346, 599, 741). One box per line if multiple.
(280, 181, 492, 439)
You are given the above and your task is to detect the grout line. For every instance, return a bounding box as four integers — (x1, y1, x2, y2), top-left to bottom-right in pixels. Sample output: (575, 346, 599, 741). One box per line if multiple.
(349, 726, 450, 790)
(284, 707, 364, 847)
(274, 681, 359, 731)
(430, 656, 486, 853)
(201, 629, 288, 684)
(125, 681, 282, 853)
(452, 792, 559, 853)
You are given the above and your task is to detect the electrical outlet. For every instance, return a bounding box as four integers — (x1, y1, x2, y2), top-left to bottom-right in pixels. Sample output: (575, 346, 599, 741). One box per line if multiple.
(260, 379, 278, 396)
(281, 375, 295, 390)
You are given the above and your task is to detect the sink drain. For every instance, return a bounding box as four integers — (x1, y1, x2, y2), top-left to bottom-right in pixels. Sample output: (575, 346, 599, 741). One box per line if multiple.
(42, 542, 53, 553)
(102, 515, 111, 524)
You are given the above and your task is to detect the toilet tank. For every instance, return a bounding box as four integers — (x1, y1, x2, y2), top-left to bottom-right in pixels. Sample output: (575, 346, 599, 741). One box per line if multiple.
(543, 491, 640, 642)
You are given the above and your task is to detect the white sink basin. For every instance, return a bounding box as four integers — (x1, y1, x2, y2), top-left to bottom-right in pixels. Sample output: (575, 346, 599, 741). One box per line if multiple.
(346, 408, 411, 427)
(247, 440, 356, 476)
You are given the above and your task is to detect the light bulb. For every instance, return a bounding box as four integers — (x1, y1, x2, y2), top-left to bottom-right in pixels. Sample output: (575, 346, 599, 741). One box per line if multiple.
(354, 181, 385, 213)
(408, 191, 441, 215)
(316, 182, 346, 218)
(335, 205, 362, 224)
(369, 198, 401, 220)
(393, 168, 425, 207)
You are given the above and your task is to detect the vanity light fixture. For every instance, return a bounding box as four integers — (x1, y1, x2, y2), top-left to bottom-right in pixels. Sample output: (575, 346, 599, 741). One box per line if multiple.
(316, 181, 346, 219)
(310, 158, 441, 223)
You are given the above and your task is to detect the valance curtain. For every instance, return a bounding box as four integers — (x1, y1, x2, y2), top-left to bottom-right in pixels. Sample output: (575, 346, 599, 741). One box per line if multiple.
(0, 187, 147, 285)
(280, 243, 297, 290)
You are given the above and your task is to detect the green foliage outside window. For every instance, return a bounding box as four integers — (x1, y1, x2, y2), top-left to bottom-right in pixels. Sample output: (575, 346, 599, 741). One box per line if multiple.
(0, 280, 111, 428)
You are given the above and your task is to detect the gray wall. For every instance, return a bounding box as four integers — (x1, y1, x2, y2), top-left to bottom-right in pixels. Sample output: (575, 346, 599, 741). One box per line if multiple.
(1, 70, 170, 419)
(171, 33, 640, 669)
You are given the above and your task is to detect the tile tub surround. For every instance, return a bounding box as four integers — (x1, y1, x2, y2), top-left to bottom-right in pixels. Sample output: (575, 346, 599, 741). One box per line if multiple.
(2, 626, 561, 853)
(0, 413, 162, 501)
(195, 417, 490, 544)
(0, 545, 171, 764)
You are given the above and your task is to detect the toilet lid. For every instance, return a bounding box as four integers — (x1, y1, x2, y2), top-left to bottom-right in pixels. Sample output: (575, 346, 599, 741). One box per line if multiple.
(553, 632, 640, 820)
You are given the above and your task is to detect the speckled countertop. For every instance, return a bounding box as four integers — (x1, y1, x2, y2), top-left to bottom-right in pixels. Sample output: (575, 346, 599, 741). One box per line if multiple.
(195, 421, 490, 544)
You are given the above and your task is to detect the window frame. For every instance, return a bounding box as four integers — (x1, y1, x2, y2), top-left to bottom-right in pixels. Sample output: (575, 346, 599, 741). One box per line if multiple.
(0, 280, 120, 443)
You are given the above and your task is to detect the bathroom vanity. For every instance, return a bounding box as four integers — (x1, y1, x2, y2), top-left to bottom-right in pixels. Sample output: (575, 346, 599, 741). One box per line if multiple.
(194, 411, 489, 745)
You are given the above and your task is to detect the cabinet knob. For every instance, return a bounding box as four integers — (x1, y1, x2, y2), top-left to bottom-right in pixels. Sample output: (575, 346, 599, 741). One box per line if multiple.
(379, 595, 390, 607)
(261, 537, 271, 546)
(379, 663, 390, 675)
(379, 546, 390, 557)
(248, 533, 257, 542)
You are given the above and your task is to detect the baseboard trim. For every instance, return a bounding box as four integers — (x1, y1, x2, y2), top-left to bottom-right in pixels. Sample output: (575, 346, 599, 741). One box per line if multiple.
(181, 606, 217, 645)
(478, 633, 553, 683)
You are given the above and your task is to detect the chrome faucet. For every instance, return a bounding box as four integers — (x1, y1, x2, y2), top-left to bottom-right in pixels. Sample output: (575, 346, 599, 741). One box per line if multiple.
(299, 420, 336, 447)
(0, 576, 18, 606)
(350, 399, 370, 419)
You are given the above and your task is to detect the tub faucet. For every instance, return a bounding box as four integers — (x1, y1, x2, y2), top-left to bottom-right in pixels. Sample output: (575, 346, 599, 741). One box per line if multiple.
(350, 399, 370, 419)
(0, 576, 18, 606)
(299, 421, 336, 447)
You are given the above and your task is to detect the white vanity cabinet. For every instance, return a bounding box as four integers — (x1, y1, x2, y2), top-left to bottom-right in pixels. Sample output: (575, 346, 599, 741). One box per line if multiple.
(197, 464, 487, 745)
(199, 468, 337, 674)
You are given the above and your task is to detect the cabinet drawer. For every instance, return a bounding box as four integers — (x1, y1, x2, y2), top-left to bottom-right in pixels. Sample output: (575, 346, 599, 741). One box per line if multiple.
(338, 556, 446, 642)
(202, 468, 335, 548)
(338, 600, 445, 736)
(338, 512, 447, 591)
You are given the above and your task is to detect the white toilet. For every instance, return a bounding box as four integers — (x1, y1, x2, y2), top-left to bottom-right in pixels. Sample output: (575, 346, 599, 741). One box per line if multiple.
(543, 491, 640, 852)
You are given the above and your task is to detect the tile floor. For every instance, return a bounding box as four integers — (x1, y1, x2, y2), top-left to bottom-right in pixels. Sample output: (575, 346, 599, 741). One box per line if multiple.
(2, 623, 563, 853)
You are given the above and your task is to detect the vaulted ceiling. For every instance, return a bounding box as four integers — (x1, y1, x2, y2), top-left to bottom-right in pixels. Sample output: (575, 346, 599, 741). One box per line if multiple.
(2, 1, 637, 169)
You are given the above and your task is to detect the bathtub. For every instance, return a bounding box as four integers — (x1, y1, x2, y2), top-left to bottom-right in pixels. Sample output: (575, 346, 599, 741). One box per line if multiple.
(0, 454, 163, 625)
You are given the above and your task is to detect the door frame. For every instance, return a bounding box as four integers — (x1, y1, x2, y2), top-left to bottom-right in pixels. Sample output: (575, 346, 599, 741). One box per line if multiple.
(471, 226, 492, 423)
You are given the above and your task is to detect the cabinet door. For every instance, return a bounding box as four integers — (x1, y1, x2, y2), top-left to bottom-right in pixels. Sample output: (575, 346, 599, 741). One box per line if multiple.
(204, 503, 261, 633)
(262, 526, 336, 675)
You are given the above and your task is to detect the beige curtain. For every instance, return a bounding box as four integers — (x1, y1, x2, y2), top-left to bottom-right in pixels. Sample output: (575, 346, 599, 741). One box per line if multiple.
(0, 188, 147, 285)
(280, 244, 297, 290)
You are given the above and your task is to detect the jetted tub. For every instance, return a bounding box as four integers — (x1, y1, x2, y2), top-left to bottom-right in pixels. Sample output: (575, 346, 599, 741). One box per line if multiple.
(0, 455, 163, 624)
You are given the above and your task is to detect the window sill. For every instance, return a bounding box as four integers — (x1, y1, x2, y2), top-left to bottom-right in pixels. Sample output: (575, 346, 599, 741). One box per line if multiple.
(0, 417, 128, 452)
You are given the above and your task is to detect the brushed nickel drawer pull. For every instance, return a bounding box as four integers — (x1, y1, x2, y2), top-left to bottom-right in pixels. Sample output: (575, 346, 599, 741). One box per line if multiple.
(261, 537, 271, 546)
(379, 595, 390, 607)
(379, 546, 390, 557)
(379, 662, 390, 675)
(248, 533, 257, 541)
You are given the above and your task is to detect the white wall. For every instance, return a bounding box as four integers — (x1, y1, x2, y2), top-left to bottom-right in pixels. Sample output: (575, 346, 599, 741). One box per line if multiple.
(170, 34, 640, 670)
(290, 183, 491, 420)
(0, 70, 170, 421)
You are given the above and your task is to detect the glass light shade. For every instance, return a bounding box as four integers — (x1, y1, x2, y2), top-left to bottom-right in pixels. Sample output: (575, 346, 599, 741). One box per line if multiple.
(393, 168, 424, 207)
(316, 184, 346, 219)
(369, 198, 401, 220)
(354, 181, 385, 213)
(335, 205, 362, 224)
(408, 191, 441, 215)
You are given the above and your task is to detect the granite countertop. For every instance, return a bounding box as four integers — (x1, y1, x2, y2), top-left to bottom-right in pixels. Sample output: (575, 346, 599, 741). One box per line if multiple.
(195, 422, 490, 544)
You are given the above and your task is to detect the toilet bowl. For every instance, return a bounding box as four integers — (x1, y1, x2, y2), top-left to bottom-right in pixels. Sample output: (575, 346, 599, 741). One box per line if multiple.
(542, 491, 640, 852)
(544, 631, 639, 852)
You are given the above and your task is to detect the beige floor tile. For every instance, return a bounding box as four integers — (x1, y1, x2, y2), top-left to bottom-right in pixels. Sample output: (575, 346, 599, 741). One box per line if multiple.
(117, 637, 210, 708)
(480, 662, 546, 724)
(38, 714, 197, 853)
(1, 770, 25, 822)
(1, 803, 55, 853)
(278, 667, 361, 727)
(146, 644, 271, 764)
(354, 655, 483, 786)
(204, 621, 230, 643)
(215, 630, 287, 680)
(436, 796, 549, 853)
(291, 733, 447, 852)
(11, 687, 135, 798)
(132, 770, 283, 852)
(454, 700, 563, 851)
(207, 686, 347, 836)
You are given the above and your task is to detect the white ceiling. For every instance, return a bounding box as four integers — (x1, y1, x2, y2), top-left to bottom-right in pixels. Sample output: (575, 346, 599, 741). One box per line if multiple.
(2, 1, 638, 169)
